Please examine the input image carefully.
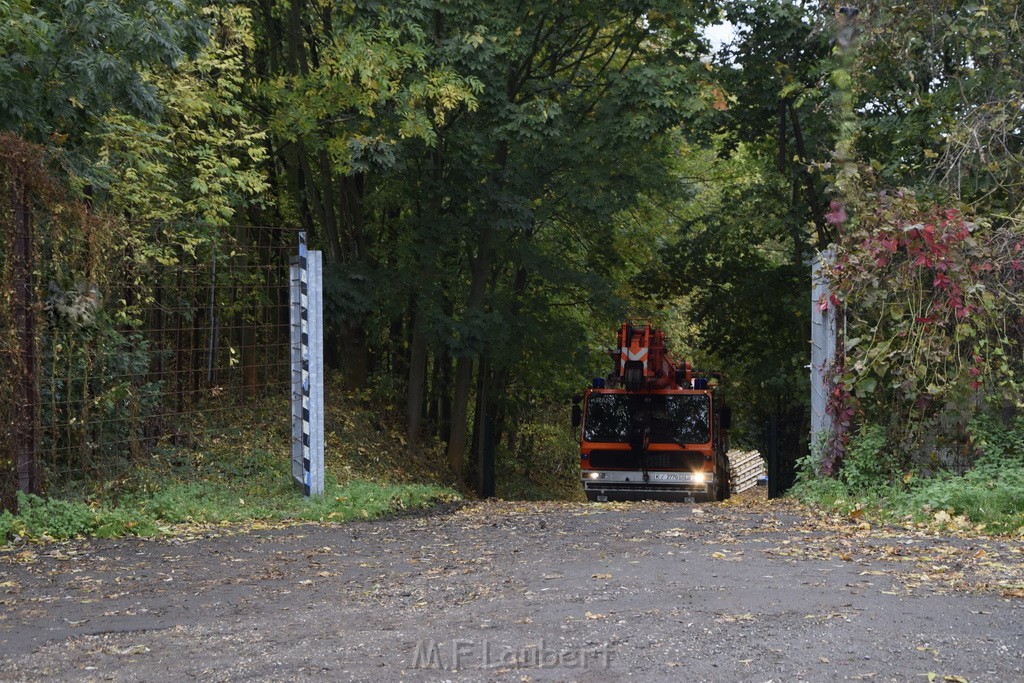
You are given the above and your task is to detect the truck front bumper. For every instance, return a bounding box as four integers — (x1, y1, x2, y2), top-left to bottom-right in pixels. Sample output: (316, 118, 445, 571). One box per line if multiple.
(582, 470, 714, 502)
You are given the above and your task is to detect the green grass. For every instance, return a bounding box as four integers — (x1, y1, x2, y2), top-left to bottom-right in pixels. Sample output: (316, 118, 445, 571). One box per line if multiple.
(790, 471, 1024, 534)
(790, 417, 1024, 535)
(1, 390, 461, 544)
(3, 477, 459, 543)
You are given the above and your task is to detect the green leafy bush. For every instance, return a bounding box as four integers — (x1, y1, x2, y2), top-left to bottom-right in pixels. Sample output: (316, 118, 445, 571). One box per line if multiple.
(789, 475, 849, 510)
(3, 476, 459, 544)
(131, 482, 227, 523)
(93, 507, 159, 538)
(1, 388, 464, 545)
(792, 415, 1024, 533)
(15, 493, 98, 539)
(967, 414, 1024, 466)
(903, 415, 1024, 531)
(0, 509, 13, 542)
(11, 492, 159, 540)
(840, 424, 895, 491)
(907, 466, 1024, 532)
(828, 190, 1024, 473)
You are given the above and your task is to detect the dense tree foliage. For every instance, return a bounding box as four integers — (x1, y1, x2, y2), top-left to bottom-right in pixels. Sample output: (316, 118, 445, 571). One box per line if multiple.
(641, 0, 833, 442)
(819, 0, 1024, 476)
(0, 0, 205, 163)
(4, 0, 1022, 493)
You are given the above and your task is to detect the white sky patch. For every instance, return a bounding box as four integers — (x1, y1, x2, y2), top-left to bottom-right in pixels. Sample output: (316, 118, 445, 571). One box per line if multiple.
(702, 21, 737, 54)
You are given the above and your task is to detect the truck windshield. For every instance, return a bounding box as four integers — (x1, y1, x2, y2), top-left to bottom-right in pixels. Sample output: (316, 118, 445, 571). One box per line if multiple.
(583, 393, 710, 444)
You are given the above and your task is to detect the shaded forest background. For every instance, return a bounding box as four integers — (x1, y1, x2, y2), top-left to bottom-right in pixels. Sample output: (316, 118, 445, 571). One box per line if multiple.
(2, 0, 1023, 499)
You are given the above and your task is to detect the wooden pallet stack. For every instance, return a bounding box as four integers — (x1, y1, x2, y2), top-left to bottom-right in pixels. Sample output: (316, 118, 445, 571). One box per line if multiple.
(729, 450, 766, 494)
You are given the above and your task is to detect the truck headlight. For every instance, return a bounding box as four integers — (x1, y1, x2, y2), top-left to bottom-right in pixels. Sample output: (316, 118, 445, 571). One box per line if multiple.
(692, 472, 706, 484)
(588, 472, 601, 479)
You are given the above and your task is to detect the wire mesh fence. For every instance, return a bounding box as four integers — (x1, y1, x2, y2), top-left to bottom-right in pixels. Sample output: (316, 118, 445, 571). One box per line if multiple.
(1, 203, 299, 506)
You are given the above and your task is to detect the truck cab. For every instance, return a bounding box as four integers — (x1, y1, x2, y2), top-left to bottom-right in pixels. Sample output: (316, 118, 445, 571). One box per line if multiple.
(576, 383, 730, 502)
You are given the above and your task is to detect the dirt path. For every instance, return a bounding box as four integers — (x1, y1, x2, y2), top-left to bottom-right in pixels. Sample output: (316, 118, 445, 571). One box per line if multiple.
(2, 493, 1023, 682)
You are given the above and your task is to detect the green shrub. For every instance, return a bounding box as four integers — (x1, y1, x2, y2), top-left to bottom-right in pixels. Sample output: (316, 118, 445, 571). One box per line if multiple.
(299, 480, 460, 522)
(134, 482, 231, 523)
(0, 509, 13, 542)
(840, 424, 895, 491)
(1, 388, 462, 546)
(1, 479, 460, 545)
(904, 416, 1024, 531)
(12, 492, 161, 540)
(15, 492, 98, 539)
(792, 415, 1024, 533)
(968, 414, 1024, 465)
(93, 507, 159, 538)
(789, 475, 849, 509)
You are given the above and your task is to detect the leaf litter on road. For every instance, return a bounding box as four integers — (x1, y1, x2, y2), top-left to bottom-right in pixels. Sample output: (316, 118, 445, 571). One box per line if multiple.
(0, 489, 1021, 681)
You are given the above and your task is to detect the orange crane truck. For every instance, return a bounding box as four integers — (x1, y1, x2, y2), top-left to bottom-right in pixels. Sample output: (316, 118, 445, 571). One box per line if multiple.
(572, 322, 731, 502)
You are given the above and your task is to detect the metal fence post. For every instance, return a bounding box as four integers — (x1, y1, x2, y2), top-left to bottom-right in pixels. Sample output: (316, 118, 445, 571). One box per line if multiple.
(767, 415, 779, 499)
(12, 174, 39, 495)
(308, 250, 324, 496)
(810, 250, 837, 453)
(290, 244, 303, 490)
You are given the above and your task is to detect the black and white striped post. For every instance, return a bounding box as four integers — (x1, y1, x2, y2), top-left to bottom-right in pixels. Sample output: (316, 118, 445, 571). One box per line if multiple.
(291, 232, 324, 496)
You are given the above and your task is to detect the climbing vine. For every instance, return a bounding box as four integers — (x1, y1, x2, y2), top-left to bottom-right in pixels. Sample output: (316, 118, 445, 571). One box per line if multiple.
(826, 189, 1024, 471)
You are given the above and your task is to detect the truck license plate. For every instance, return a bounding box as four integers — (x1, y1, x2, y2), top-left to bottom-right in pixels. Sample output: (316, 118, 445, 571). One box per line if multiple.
(652, 473, 683, 481)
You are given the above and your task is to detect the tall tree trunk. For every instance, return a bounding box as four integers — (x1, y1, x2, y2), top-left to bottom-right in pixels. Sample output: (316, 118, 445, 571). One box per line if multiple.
(787, 101, 829, 247)
(470, 359, 486, 466)
(407, 142, 445, 441)
(405, 264, 434, 441)
(314, 149, 343, 263)
(487, 264, 528, 447)
(342, 322, 369, 388)
(447, 362, 474, 476)
(426, 350, 440, 433)
(337, 173, 370, 387)
(438, 347, 452, 442)
(446, 134, 507, 473)
(389, 315, 405, 378)
(427, 293, 454, 442)
(472, 356, 489, 494)
(446, 225, 494, 474)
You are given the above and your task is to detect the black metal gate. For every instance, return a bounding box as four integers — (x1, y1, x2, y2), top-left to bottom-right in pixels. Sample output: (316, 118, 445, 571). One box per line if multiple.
(763, 416, 807, 498)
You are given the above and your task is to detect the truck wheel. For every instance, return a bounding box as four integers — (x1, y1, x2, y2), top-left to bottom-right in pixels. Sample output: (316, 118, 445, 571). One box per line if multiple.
(624, 364, 643, 391)
(717, 467, 730, 501)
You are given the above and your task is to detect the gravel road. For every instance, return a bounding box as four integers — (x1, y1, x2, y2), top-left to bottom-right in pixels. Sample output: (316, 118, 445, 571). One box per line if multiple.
(2, 493, 1023, 682)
